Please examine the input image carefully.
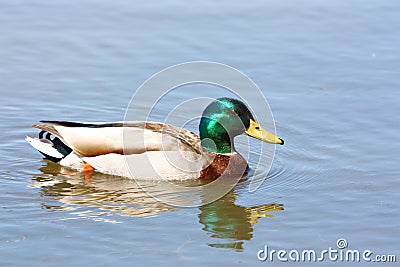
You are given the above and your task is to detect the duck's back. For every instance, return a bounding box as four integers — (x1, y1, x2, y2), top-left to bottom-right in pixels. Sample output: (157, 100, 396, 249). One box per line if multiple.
(33, 121, 202, 157)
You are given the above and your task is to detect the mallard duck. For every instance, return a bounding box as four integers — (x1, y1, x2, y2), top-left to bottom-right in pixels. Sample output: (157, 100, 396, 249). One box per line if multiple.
(26, 97, 283, 180)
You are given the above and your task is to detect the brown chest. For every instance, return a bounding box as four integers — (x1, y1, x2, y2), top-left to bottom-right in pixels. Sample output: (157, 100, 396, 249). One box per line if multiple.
(200, 152, 248, 181)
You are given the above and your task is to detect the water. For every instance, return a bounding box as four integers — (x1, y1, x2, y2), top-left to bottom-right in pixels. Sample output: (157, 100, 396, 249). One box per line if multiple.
(1, 0, 399, 266)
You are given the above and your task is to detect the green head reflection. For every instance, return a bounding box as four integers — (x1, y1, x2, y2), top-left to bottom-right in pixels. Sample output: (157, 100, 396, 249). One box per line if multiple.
(198, 189, 283, 251)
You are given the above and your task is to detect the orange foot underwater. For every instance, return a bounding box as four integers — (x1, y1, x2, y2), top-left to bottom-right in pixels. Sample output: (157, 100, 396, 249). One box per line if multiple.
(82, 162, 94, 181)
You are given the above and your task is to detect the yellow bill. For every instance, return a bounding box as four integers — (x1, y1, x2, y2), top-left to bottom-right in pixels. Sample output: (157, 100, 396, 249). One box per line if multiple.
(245, 119, 284, 145)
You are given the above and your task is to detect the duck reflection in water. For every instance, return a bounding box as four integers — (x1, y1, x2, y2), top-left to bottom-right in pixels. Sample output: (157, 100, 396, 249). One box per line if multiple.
(32, 161, 283, 249)
(199, 188, 283, 251)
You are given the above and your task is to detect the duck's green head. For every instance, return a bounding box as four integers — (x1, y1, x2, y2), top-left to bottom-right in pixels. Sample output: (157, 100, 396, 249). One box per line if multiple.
(199, 97, 284, 154)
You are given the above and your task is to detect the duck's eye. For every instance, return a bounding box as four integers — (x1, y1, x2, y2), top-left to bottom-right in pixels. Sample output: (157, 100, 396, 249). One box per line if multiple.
(255, 126, 260, 130)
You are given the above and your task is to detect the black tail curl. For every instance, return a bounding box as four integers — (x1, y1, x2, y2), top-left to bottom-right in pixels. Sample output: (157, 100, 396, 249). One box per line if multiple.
(38, 130, 73, 162)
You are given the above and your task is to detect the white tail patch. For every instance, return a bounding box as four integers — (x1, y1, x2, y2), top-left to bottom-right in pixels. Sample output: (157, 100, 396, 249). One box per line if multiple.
(25, 136, 64, 159)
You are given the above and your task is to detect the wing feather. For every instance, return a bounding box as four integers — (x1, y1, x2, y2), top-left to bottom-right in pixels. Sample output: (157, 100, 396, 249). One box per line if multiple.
(32, 121, 202, 157)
